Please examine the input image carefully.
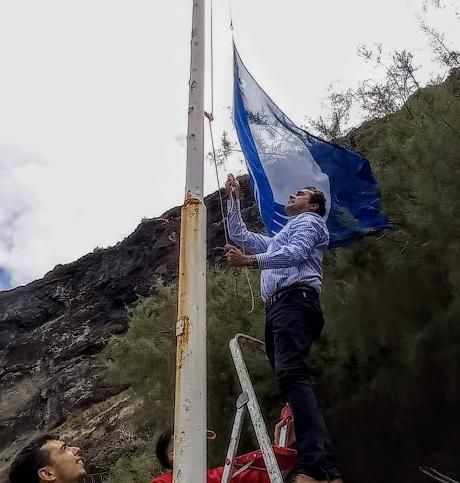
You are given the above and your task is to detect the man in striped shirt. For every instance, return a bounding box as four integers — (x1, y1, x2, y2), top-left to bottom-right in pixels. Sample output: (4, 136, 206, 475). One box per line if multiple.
(224, 175, 341, 483)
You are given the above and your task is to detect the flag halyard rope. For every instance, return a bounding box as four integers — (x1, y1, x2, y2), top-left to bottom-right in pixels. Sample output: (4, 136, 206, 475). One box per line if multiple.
(206, 0, 255, 313)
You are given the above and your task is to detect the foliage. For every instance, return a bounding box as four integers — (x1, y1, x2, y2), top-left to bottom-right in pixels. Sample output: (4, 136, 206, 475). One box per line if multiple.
(207, 130, 238, 168)
(107, 280, 178, 431)
(106, 269, 281, 471)
(419, 21, 460, 70)
(108, 451, 160, 483)
(316, 70, 460, 482)
(306, 87, 354, 142)
(307, 15, 459, 140)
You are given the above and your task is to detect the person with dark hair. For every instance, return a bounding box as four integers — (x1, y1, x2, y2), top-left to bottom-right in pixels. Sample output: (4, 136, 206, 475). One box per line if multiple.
(9, 434, 86, 483)
(155, 430, 174, 471)
(151, 431, 269, 483)
(224, 175, 342, 483)
(303, 187, 327, 218)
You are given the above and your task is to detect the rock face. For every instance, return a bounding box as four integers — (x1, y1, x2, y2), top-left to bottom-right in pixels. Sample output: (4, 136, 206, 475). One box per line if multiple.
(0, 178, 262, 480)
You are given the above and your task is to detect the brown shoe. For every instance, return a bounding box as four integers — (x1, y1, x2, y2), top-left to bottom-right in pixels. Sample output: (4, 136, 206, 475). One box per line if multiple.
(292, 474, 328, 483)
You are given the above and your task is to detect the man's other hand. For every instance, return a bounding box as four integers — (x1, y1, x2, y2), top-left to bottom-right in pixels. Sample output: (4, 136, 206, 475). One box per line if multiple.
(224, 244, 251, 267)
(225, 174, 240, 199)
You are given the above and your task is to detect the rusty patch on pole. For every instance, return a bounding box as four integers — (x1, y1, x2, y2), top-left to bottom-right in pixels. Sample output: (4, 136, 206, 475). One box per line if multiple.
(176, 315, 191, 370)
(176, 196, 203, 370)
(184, 191, 201, 206)
(175, 193, 203, 372)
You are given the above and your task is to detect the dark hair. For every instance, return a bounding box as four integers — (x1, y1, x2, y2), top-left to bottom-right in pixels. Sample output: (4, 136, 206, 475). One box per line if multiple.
(155, 431, 173, 470)
(9, 434, 59, 483)
(304, 186, 327, 217)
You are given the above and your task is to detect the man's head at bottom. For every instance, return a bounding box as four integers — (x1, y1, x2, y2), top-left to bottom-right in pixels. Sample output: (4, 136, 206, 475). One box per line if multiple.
(9, 435, 87, 483)
(155, 430, 216, 471)
(155, 430, 174, 470)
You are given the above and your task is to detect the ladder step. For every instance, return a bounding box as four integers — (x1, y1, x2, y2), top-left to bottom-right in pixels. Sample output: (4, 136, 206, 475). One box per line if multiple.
(234, 447, 298, 472)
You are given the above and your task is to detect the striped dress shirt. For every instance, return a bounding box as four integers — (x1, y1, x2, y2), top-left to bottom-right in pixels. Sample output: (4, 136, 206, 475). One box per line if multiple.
(227, 200, 329, 301)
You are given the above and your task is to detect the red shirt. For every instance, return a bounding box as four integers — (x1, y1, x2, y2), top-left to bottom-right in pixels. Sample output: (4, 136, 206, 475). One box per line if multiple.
(152, 466, 269, 483)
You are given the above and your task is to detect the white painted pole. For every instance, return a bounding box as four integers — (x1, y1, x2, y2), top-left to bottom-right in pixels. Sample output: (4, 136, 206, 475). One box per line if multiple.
(173, 0, 207, 482)
(185, 0, 206, 197)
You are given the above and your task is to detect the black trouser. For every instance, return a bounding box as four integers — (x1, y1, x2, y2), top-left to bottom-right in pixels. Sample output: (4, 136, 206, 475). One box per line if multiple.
(265, 288, 340, 480)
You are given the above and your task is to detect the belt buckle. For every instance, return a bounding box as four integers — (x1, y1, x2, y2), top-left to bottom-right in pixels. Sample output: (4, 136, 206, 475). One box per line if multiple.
(267, 291, 281, 308)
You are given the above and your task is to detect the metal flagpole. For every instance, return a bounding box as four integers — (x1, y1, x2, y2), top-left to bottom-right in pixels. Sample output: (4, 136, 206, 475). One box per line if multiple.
(173, 0, 207, 482)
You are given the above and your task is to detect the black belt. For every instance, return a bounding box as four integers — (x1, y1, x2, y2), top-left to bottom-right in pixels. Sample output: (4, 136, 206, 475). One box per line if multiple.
(265, 284, 317, 309)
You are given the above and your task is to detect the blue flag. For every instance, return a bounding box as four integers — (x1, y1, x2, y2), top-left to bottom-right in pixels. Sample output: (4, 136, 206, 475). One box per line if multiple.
(233, 46, 390, 248)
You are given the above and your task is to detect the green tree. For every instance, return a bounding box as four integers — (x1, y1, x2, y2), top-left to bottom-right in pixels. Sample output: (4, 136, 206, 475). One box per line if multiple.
(106, 269, 282, 471)
(317, 70, 460, 482)
(108, 451, 159, 483)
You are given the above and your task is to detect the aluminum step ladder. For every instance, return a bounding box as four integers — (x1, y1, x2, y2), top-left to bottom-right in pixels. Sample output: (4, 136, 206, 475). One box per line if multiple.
(221, 333, 286, 483)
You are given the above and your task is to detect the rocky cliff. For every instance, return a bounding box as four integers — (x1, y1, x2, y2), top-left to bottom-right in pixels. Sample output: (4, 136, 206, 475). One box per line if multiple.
(0, 178, 262, 479)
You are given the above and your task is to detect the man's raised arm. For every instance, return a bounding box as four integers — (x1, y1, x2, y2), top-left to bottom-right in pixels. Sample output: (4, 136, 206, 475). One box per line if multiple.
(225, 174, 270, 254)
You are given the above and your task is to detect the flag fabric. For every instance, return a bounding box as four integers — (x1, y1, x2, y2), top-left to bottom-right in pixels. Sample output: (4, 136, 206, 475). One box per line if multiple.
(233, 45, 390, 248)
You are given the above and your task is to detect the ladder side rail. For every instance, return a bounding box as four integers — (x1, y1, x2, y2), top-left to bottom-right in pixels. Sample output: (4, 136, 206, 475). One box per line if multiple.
(229, 334, 284, 483)
(221, 392, 249, 483)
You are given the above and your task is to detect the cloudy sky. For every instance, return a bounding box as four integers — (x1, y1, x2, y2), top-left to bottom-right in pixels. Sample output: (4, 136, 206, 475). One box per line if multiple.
(0, 0, 458, 291)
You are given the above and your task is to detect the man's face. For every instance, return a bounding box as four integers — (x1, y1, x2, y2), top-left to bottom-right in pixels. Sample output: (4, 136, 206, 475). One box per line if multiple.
(285, 189, 317, 216)
(38, 440, 87, 483)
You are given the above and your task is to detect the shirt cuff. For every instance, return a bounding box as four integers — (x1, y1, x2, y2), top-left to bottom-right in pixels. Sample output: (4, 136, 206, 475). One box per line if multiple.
(227, 198, 241, 213)
(255, 252, 270, 270)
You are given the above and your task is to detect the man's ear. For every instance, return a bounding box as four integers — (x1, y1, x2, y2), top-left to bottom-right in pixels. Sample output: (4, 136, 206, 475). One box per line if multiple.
(311, 203, 319, 213)
(38, 466, 57, 482)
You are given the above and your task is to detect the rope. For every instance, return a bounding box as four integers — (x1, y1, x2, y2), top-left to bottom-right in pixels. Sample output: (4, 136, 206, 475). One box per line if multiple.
(210, 0, 214, 114)
(228, 0, 234, 31)
(206, 0, 228, 244)
(207, 121, 255, 312)
(227, 195, 256, 313)
(207, 116, 229, 245)
(420, 467, 458, 483)
(243, 251, 256, 312)
(206, 0, 255, 312)
(419, 467, 459, 483)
